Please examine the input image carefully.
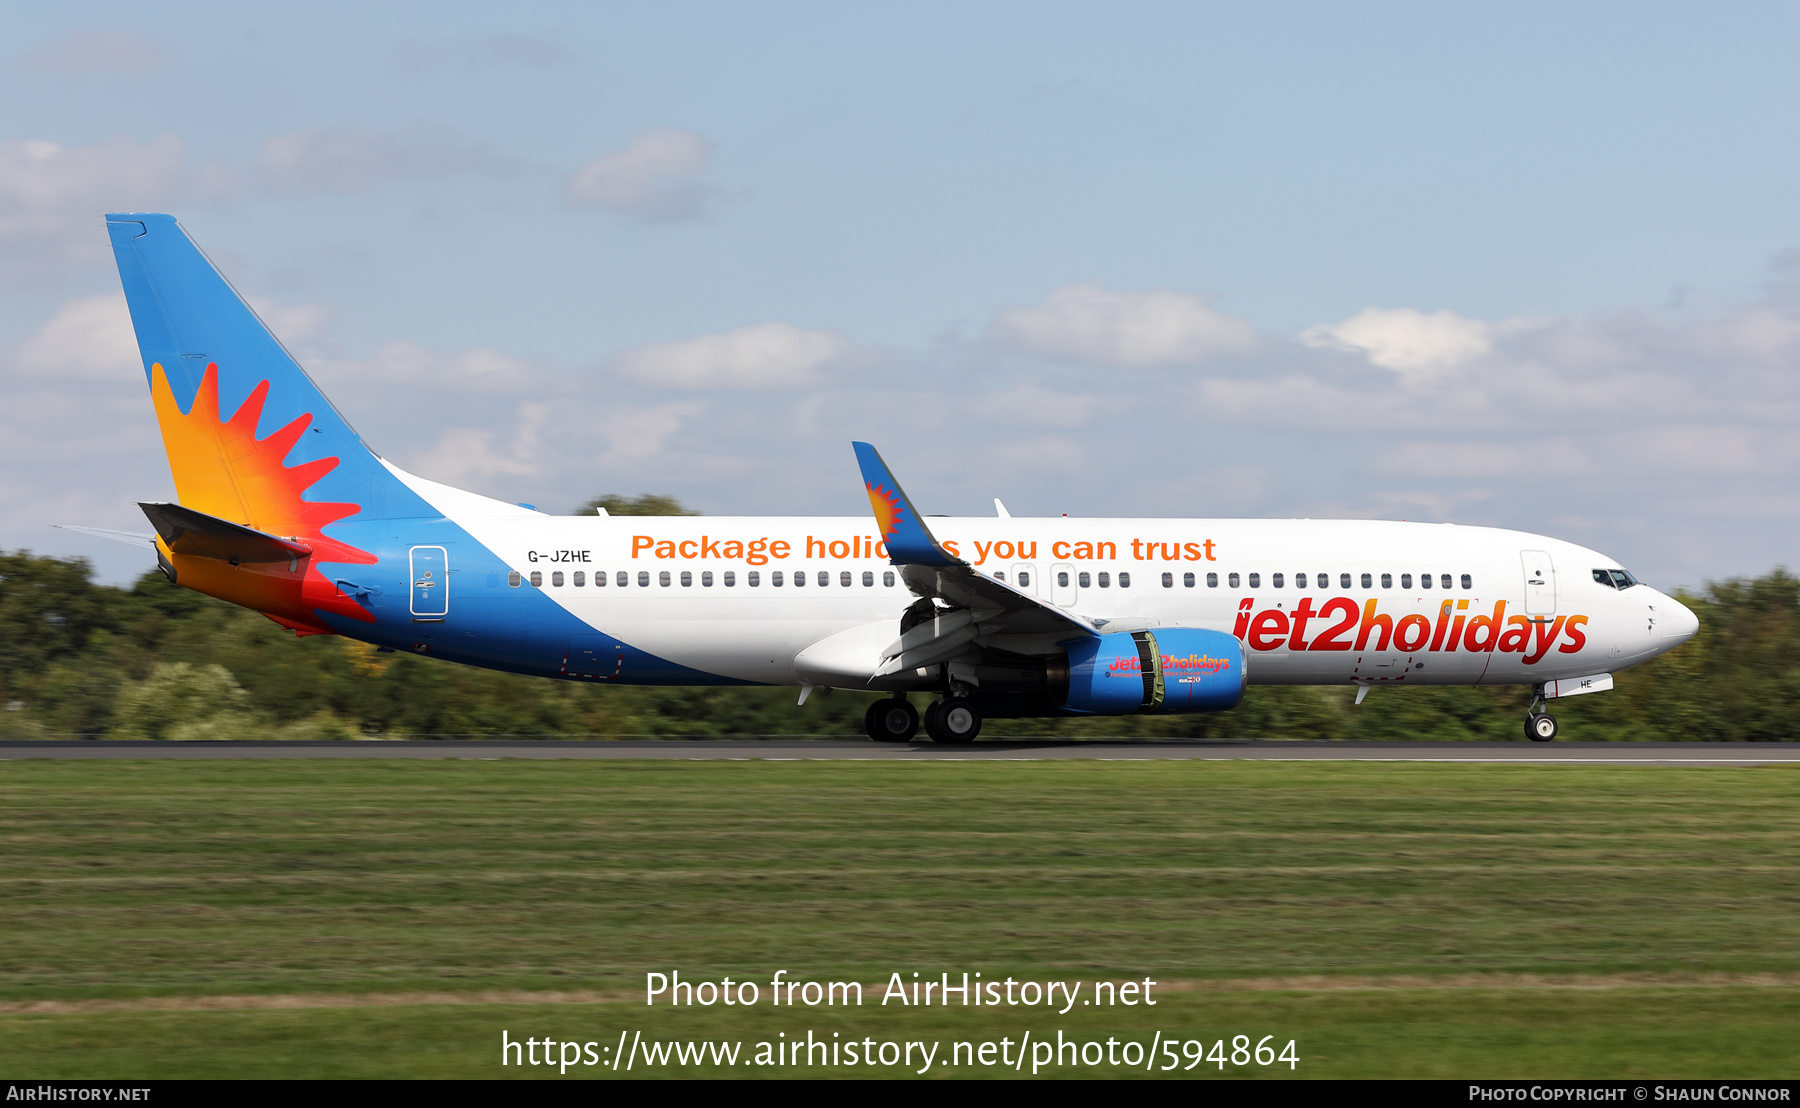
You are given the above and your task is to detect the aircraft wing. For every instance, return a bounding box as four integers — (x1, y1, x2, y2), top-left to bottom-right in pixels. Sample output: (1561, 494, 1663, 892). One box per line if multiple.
(851, 442, 1097, 673)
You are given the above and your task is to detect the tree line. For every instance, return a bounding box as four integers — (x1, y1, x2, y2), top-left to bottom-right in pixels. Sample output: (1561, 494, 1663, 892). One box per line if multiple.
(1, 497, 1792, 741)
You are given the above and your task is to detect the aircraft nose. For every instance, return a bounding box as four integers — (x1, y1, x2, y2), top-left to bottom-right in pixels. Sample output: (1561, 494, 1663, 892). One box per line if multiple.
(1661, 594, 1700, 644)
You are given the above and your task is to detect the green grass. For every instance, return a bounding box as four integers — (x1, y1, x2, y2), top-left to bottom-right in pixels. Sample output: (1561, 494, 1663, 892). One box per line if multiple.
(3, 759, 1799, 1078)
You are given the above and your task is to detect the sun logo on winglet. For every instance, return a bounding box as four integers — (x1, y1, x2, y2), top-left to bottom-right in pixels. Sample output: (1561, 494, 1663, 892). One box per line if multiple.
(866, 482, 905, 541)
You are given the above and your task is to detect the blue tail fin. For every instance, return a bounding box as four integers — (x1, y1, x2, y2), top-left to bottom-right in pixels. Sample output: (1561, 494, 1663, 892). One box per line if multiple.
(107, 213, 429, 525)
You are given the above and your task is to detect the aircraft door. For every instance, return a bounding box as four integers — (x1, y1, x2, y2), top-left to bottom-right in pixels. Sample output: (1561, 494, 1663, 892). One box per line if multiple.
(1052, 562, 1077, 607)
(410, 546, 449, 619)
(1521, 550, 1555, 615)
(1012, 563, 1038, 596)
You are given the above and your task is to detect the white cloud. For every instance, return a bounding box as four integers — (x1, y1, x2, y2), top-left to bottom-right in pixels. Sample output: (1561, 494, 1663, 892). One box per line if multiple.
(10, 295, 138, 380)
(256, 126, 500, 193)
(0, 134, 228, 277)
(612, 323, 847, 389)
(1301, 307, 1494, 374)
(565, 129, 716, 222)
(17, 30, 163, 74)
(990, 283, 1258, 367)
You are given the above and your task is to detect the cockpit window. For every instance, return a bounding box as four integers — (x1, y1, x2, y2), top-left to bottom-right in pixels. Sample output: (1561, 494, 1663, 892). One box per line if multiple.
(1593, 569, 1615, 589)
(1594, 568, 1639, 590)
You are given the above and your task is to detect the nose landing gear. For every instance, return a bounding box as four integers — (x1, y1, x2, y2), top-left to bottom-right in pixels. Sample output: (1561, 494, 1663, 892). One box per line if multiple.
(864, 696, 919, 742)
(1524, 683, 1557, 742)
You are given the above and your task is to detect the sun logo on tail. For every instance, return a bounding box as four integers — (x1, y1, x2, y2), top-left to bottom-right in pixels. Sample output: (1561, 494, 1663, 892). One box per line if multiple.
(150, 362, 375, 630)
(867, 482, 905, 541)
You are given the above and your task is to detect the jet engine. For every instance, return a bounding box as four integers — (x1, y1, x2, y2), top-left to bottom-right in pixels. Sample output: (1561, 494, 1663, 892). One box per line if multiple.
(1054, 628, 1245, 715)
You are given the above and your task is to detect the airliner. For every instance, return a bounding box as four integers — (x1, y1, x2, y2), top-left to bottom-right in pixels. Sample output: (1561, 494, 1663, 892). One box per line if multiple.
(94, 214, 1699, 743)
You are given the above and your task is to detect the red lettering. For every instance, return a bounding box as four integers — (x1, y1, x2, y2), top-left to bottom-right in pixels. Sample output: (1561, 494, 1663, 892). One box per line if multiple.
(1354, 599, 1393, 652)
(1248, 609, 1290, 651)
(1497, 615, 1532, 653)
(1462, 601, 1506, 653)
(1523, 616, 1566, 665)
(1288, 597, 1317, 650)
(1429, 600, 1453, 651)
(1232, 598, 1255, 641)
(1394, 614, 1431, 652)
(1558, 615, 1589, 653)
(1309, 598, 1359, 650)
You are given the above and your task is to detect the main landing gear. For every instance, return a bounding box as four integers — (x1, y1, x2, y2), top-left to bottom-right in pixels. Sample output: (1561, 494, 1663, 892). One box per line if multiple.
(864, 696, 919, 743)
(1524, 684, 1558, 742)
(924, 696, 982, 744)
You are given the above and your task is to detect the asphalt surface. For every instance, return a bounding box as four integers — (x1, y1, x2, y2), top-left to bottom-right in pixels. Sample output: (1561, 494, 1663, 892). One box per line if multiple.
(2, 739, 1798, 763)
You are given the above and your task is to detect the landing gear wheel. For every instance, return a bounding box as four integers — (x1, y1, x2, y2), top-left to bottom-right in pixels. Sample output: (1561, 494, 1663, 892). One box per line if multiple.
(925, 697, 981, 744)
(1526, 713, 1558, 742)
(864, 698, 919, 743)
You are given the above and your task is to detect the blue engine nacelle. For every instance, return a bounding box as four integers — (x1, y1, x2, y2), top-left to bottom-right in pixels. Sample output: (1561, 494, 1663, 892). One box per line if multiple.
(1058, 628, 1246, 715)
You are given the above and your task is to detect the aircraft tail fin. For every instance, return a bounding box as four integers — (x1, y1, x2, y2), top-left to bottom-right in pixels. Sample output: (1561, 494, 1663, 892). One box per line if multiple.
(106, 213, 427, 532)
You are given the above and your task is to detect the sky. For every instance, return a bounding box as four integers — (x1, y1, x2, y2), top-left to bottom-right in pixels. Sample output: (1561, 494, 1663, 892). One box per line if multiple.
(4, 1, 1800, 589)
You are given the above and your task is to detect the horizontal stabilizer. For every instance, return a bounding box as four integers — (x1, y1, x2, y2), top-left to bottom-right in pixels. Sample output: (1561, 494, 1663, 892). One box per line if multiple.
(138, 502, 312, 565)
(53, 524, 156, 548)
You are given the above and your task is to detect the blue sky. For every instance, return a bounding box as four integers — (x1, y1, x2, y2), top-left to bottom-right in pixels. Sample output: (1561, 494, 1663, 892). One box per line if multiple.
(5, 2, 1800, 588)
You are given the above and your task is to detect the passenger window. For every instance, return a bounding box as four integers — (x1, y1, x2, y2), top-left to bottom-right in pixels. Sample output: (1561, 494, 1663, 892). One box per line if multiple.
(1162, 572, 1174, 588)
(1360, 573, 1372, 588)
(794, 570, 806, 587)
(1461, 574, 1472, 590)
(1381, 573, 1392, 588)
(508, 570, 521, 588)
(636, 571, 648, 587)
(619, 571, 629, 587)
(818, 571, 829, 587)
(552, 571, 565, 587)
(1228, 572, 1239, 587)
(838, 571, 850, 587)
(1248, 573, 1260, 588)
(748, 571, 760, 586)
(659, 571, 671, 587)
(772, 571, 784, 586)
(1273, 573, 1285, 588)
(595, 571, 606, 587)
(1293, 573, 1305, 588)
(1203, 572, 1214, 587)
(1340, 573, 1351, 589)
(1184, 572, 1195, 587)
(1018, 571, 1029, 587)
(702, 571, 714, 587)
(1058, 571, 1070, 587)
(1441, 574, 1451, 589)
(863, 571, 874, 586)
(1420, 573, 1432, 589)
(1400, 574, 1412, 589)
(994, 571, 1006, 583)
(529, 570, 542, 587)
(1118, 572, 1130, 588)
(1078, 571, 1091, 588)
(1317, 572, 1328, 590)
(883, 571, 895, 586)
(1098, 572, 1111, 588)
(679, 571, 691, 587)
(573, 571, 585, 587)
(724, 571, 735, 586)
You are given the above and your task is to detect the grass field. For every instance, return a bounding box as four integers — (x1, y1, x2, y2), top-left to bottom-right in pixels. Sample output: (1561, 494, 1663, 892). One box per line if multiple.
(2, 758, 1799, 1079)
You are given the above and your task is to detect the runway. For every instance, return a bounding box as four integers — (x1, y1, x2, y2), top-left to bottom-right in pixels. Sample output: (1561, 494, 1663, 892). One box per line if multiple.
(3, 738, 1798, 764)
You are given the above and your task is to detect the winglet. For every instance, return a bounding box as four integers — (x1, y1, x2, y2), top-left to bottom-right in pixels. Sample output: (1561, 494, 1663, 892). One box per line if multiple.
(851, 442, 960, 567)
